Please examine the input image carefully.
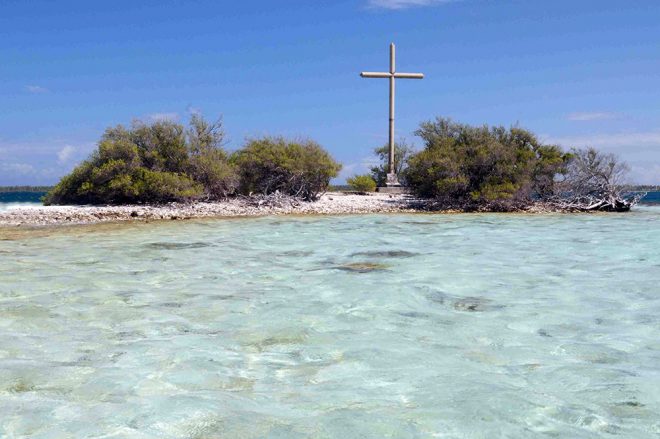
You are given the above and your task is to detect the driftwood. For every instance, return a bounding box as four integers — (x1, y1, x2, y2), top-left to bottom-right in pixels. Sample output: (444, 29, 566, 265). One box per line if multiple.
(546, 148, 643, 212)
(546, 192, 645, 212)
(243, 169, 329, 202)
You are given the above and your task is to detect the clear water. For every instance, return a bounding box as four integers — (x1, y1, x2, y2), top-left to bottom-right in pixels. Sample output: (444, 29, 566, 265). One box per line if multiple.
(1, 208, 659, 438)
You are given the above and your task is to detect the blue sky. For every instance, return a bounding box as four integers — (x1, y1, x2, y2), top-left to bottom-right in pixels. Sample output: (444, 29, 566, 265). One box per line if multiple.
(1, 0, 660, 185)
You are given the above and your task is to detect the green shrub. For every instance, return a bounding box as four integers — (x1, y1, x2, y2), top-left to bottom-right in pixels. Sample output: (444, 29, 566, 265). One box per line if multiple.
(45, 118, 341, 205)
(45, 116, 234, 205)
(45, 160, 97, 204)
(188, 149, 237, 199)
(134, 169, 203, 201)
(46, 163, 203, 205)
(405, 118, 571, 207)
(347, 174, 377, 192)
(231, 137, 341, 201)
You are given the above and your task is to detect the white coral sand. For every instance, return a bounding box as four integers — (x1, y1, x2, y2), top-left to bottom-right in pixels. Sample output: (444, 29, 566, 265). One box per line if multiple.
(0, 192, 426, 227)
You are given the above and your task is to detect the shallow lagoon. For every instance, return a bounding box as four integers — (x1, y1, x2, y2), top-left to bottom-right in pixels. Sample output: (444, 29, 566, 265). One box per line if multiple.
(1, 208, 659, 438)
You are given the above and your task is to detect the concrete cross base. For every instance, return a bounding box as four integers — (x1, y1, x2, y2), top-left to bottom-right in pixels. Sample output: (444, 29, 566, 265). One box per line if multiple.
(376, 186, 409, 194)
(385, 172, 401, 187)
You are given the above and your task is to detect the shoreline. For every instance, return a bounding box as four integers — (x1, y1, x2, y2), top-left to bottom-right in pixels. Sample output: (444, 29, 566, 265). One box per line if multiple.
(0, 191, 618, 228)
(0, 192, 428, 227)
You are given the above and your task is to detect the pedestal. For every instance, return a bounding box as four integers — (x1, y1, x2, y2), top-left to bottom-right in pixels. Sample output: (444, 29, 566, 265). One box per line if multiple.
(376, 186, 408, 194)
(385, 172, 400, 187)
(376, 173, 408, 193)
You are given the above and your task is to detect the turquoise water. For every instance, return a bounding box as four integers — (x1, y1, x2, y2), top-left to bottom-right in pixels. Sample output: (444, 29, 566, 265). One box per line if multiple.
(639, 191, 660, 204)
(1, 208, 659, 438)
(0, 192, 46, 211)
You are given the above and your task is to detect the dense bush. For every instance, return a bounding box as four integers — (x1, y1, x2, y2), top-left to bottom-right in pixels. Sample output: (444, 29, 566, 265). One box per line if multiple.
(347, 174, 377, 192)
(230, 137, 341, 201)
(405, 118, 570, 208)
(45, 115, 236, 205)
(186, 116, 238, 198)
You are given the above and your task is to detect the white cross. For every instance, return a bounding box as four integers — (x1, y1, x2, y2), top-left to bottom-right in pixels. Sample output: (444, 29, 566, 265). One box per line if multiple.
(361, 43, 424, 186)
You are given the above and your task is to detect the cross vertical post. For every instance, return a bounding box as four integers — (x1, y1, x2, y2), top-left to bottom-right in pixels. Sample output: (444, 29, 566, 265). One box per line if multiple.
(389, 43, 395, 180)
(361, 43, 424, 188)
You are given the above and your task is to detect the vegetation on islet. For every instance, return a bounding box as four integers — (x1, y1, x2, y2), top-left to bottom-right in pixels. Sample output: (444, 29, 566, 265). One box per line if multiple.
(46, 114, 637, 211)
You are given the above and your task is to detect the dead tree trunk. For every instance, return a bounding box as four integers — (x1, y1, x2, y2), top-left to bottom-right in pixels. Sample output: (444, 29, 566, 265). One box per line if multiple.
(550, 148, 641, 212)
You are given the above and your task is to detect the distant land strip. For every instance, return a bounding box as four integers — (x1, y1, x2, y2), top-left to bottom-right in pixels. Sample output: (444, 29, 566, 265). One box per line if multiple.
(0, 186, 53, 193)
(621, 185, 660, 191)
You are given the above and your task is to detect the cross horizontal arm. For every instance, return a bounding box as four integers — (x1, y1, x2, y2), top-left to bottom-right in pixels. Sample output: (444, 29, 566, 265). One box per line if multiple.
(360, 72, 391, 78)
(360, 72, 424, 79)
(393, 72, 424, 79)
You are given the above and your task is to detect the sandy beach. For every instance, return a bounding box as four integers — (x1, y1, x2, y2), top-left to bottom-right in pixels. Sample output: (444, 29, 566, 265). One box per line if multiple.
(0, 192, 430, 227)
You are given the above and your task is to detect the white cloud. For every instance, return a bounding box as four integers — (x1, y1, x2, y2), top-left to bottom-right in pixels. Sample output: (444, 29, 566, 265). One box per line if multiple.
(0, 162, 36, 175)
(57, 145, 76, 164)
(0, 139, 96, 185)
(367, 0, 456, 9)
(546, 131, 660, 150)
(630, 164, 660, 185)
(544, 131, 660, 184)
(25, 85, 49, 94)
(148, 112, 179, 122)
(338, 163, 358, 181)
(566, 112, 618, 122)
(336, 155, 381, 182)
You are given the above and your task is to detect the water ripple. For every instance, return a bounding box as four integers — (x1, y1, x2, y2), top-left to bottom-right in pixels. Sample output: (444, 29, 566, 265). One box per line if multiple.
(0, 208, 659, 437)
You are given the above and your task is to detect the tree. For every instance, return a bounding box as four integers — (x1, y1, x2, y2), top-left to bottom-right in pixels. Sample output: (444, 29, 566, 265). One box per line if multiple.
(230, 137, 342, 201)
(553, 148, 639, 211)
(186, 114, 226, 153)
(185, 115, 237, 198)
(532, 144, 570, 198)
(405, 118, 572, 209)
(44, 116, 235, 205)
(370, 140, 416, 186)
